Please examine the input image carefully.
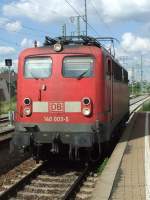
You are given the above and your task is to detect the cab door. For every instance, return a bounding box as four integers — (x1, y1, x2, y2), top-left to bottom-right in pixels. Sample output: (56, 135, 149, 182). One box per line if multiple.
(106, 58, 113, 121)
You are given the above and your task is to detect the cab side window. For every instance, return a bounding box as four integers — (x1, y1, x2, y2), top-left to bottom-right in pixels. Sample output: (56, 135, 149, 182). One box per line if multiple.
(106, 59, 111, 80)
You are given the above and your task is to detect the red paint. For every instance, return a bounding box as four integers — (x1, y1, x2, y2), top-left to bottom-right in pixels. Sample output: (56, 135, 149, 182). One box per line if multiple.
(16, 45, 128, 125)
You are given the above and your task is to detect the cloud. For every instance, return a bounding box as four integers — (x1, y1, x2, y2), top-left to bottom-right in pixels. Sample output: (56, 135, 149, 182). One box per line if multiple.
(5, 21, 22, 32)
(12, 59, 18, 72)
(2, 0, 74, 23)
(0, 17, 22, 32)
(20, 38, 40, 48)
(0, 46, 16, 55)
(115, 32, 150, 68)
(121, 32, 150, 53)
(21, 38, 33, 48)
(2, 0, 150, 24)
(114, 32, 150, 82)
(93, 0, 150, 23)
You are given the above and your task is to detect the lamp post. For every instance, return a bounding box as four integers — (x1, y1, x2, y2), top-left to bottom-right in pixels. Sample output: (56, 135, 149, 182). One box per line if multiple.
(131, 66, 135, 95)
(5, 59, 12, 125)
(140, 55, 143, 94)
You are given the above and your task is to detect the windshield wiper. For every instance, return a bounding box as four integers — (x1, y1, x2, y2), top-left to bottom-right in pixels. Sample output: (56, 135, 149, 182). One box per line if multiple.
(77, 70, 89, 80)
(31, 72, 39, 80)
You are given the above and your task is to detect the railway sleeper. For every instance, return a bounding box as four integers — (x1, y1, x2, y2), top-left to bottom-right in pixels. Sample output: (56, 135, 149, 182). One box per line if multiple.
(76, 193, 92, 200)
(79, 187, 94, 194)
(17, 173, 77, 183)
(17, 191, 61, 199)
(31, 180, 70, 188)
(35, 176, 76, 183)
(24, 185, 66, 193)
(83, 181, 96, 188)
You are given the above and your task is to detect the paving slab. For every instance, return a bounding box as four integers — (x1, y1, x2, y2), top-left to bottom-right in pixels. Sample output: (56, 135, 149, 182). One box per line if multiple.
(92, 112, 150, 200)
(91, 113, 137, 200)
(110, 113, 146, 200)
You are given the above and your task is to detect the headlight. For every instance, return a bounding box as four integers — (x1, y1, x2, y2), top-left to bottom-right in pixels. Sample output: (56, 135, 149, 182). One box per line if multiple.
(82, 108, 91, 116)
(24, 108, 31, 116)
(54, 43, 63, 52)
(82, 97, 91, 105)
(24, 98, 31, 106)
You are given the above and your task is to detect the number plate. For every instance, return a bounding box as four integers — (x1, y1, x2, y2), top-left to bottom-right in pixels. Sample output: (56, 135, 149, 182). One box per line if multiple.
(49, 102, 64, 112)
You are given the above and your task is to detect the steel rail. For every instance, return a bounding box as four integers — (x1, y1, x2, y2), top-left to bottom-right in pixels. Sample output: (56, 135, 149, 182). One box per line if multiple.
(129, 95, 149, 106)
(130, 96, 150, 115)
(0, 162, 44, 200)
(63, 165, 89, 200)
(0, 161, 89, 200)
(0, 116, 9, 124)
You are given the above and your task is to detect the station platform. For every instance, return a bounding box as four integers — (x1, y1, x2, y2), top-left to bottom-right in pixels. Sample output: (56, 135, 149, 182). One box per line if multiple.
(92, 112, 150, 200)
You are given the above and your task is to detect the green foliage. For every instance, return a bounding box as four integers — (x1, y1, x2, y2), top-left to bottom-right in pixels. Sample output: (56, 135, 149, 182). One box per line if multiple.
(95, 158, 108, 174)
(146, 85, 150, 93)
(129, 81, 150, 95)
(0, 67, 9, 73)
(141, 101, 150, 112)
(129, 82, 141, 95)
(0, 96, 16, 114)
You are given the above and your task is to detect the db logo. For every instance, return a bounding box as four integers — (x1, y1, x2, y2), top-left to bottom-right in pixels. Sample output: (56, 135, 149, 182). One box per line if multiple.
(49, 102, 64, 112)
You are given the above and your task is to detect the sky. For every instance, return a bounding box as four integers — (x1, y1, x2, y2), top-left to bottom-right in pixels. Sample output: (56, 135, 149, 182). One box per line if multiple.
(0, 0, 150, 81)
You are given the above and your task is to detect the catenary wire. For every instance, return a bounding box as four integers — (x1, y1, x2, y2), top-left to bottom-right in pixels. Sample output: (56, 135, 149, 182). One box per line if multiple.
(64, 0, 100, 35)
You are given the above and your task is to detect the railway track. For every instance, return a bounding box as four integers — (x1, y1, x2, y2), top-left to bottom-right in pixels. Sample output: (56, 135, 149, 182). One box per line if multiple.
(0, 114, 14, 143)
(0, 128, 14, 144)
(0, 159, 93, 200)
(129, 94, 149, 106)
(0, 115, 9, 124)
(0, 113, 14, 132)
(129, 95, 150, 114)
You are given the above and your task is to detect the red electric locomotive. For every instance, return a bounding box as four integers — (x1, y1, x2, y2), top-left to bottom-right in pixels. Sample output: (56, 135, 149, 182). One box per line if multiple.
(12, 36, 129, 162)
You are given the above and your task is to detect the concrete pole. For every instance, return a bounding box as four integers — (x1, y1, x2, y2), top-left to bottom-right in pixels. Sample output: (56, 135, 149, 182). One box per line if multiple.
(140, 55, 143, 94)
(85, 0, 87, 36)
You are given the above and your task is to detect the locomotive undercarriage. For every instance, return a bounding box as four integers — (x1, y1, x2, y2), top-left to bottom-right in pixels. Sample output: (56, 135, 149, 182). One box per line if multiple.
(12, 122, 101, 162)
(32, 132, 101, 162)
(12, 113, 129, 162)
(32, 143, 101, 162)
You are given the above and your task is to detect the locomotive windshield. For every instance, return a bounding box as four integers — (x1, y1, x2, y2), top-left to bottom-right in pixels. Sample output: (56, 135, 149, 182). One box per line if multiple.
(24, 57, 52, 78)
(62, 57, 94, 78)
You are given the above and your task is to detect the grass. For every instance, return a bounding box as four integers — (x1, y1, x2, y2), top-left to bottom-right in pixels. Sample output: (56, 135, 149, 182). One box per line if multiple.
(95, 157, 109, 175)
(0, 96, 16, 115)
(141, 101, 150, 112)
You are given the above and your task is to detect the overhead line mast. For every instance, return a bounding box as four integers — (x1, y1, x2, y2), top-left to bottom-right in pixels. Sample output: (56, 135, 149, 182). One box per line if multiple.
(85, 0, 87, 36)
(65, 0, 99, 35)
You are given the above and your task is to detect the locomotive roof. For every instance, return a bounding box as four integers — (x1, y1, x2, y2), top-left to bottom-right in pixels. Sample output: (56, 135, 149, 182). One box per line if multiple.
(43, 35, 123, 71)
(43, 35, 119, 51)
(43, 35, 120, 65)
(21, 35, 127, 73)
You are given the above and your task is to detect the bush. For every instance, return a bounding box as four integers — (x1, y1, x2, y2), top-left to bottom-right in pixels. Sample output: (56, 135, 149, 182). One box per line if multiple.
(142, 101, 150, 112)
(0, 96, 16, 115)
